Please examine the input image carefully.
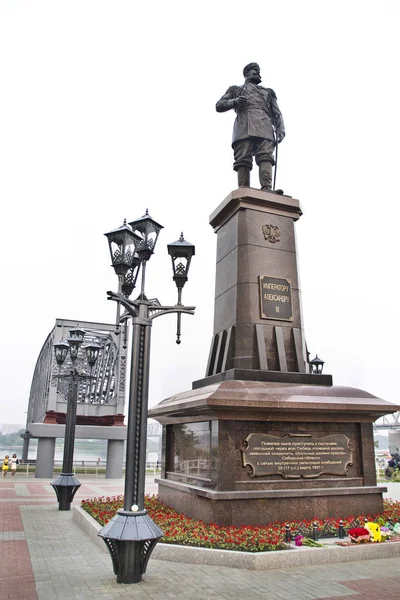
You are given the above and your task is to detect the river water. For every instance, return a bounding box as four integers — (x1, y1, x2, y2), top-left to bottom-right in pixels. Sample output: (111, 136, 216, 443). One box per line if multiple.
(0, 440, 109, 462)
(0, 437, 160, 464)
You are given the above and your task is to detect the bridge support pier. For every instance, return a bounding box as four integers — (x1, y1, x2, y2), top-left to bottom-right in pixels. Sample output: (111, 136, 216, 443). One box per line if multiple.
(22, 437, 29, 461)
(21, 431, 32, 461)
(27, 423, 129, 479)
(36, 437, 56, 478)
(106, 439, 124, 479)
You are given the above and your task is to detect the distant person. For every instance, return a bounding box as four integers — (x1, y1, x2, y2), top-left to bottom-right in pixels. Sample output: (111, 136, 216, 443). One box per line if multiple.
(2, 455, 9, 477)
(10, 454, 18, 478)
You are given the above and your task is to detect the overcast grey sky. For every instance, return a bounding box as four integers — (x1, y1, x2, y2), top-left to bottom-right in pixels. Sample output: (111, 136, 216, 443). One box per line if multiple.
(1, 0, 399, 425)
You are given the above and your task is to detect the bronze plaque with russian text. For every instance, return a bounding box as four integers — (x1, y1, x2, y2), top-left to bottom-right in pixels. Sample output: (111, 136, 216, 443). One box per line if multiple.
(259, 275, 293, 321)
(241, 433, 353, 479)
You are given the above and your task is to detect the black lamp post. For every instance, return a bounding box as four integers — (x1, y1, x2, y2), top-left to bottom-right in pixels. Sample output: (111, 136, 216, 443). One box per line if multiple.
(50, 328, 101, 510)
(309, 354, 325, 375)
(99, 211, 195, 584)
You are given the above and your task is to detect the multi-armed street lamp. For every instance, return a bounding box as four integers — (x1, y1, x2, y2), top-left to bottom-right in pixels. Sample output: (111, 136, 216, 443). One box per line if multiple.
(51, 327, 101, 510)
(99, 210, 195, 584)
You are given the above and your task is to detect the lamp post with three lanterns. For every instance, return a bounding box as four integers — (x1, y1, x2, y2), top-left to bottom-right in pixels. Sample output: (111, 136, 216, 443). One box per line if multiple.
(99, 210, 195, 584)
(51, 327, 101, 511)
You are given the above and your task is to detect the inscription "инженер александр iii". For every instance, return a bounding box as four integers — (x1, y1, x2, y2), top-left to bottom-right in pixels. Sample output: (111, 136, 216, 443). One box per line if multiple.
(241, 433, 353, 479)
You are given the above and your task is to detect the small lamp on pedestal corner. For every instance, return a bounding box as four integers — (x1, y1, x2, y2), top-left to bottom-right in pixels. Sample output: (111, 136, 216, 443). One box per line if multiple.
(309, 354, 325, 375)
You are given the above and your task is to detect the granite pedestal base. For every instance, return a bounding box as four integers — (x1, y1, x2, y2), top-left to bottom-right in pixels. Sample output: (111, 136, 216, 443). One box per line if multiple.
(155, 479, 385, 526)
(149, 379, 399, 527)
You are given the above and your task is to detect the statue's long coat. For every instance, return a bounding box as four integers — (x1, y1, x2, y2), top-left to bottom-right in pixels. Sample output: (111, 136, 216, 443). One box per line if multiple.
(216, 83, 285, 146)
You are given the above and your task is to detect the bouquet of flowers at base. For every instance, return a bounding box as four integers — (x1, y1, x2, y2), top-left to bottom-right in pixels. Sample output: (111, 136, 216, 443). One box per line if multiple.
(347, 527, 371, 543)
(385, 521, 400, 534)
(365, 522, 382, 542)
(293, 535, 324, 548)
(294, 535, 303, 546)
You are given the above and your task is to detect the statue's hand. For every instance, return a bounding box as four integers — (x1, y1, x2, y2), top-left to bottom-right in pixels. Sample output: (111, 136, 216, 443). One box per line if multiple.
(277, 132, 285, 143)
(235, 96, 247, 108)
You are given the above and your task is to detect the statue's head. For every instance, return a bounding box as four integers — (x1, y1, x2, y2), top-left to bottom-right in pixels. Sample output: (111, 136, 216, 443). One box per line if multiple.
(243, 63, 261, 84)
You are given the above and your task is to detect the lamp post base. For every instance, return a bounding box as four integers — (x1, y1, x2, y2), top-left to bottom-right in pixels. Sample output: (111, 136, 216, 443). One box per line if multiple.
(50, 473, 81, 511)
(99, 509, 163, 584)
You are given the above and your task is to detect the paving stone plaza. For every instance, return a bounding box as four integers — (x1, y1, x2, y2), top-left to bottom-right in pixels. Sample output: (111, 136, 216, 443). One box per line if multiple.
(1, 475, 400, 599)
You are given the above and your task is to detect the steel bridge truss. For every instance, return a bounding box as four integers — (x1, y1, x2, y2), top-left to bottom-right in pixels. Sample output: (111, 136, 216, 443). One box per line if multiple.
(374, 412, 400, 430)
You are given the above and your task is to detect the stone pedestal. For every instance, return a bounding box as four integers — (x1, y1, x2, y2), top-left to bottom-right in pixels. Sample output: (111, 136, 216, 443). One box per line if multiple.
(149, 381, 397, 526)
(206, 189, 307, 377)
(149, 186, 399, 526)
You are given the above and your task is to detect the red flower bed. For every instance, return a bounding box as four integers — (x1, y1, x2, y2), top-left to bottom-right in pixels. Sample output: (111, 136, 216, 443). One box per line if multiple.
(81, 494, 285, 552)
(80, 495, 400, 553)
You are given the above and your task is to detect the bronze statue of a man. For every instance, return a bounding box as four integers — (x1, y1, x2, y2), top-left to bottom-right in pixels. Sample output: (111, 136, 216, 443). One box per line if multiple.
(216, 63, 285, 191)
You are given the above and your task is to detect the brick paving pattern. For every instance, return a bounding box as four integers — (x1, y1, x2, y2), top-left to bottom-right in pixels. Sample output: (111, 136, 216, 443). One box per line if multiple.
(1, 475, 400, 599)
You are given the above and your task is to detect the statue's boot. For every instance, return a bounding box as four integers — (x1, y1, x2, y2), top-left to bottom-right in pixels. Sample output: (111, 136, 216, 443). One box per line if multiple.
(259, 161, 272, 190)
(237, 167, 250, 187)
(259, 161, 284, 195)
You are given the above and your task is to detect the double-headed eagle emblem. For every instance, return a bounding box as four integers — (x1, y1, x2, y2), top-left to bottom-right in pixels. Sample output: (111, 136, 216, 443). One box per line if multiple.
(262, 224, 281, 243)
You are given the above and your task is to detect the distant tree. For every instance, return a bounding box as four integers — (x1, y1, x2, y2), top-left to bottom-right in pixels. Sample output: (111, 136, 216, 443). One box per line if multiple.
(0, 429, 24, 446)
